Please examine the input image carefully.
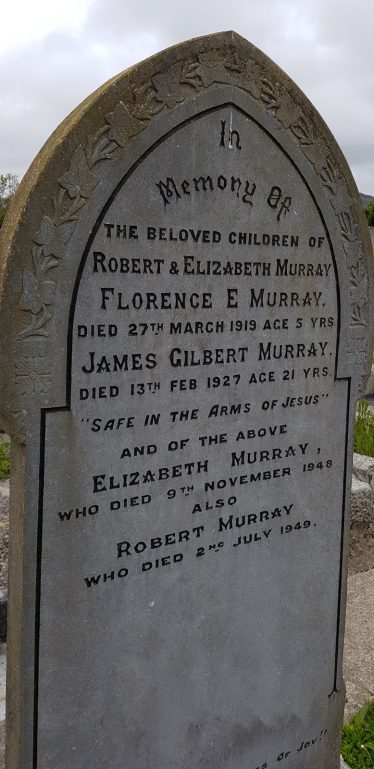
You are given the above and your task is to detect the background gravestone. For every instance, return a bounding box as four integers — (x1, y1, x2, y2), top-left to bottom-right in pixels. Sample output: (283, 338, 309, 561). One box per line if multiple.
(0, 31, 373, 769)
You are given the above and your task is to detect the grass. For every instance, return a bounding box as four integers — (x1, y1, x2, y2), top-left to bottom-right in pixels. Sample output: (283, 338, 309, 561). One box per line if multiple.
(342, 701, 374, 768)
(0, 442, 10, 480)
(354, 401, 374, 458)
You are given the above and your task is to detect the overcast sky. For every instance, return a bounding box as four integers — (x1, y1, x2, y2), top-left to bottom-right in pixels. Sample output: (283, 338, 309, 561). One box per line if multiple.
(2, 0, 374, 193)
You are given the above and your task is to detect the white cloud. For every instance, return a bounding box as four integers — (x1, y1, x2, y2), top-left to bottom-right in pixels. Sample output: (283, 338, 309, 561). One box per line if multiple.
(1, 0, 374, 193)
(1, 0, 92, 54)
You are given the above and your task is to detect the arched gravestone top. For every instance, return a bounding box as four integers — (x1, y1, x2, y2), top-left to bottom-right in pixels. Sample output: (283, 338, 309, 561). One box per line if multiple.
(0, 30, 373, 769)
(0, 30, 373, 425)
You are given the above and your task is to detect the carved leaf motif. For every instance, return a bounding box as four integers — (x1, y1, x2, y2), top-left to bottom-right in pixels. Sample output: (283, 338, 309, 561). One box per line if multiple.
(15, 356, 51, 396)
(242, 60, 261, 99)
(59, 146, 98, 199)
(343, 238, 364, 268)
(133, 82, 162, 119)
(179, 60, 202, 90)
(86, 125, 118, 165)
(339, 211, 356, 239)
(34, 216, 75, 258)
(351, 261, 367, 285)
(301, 137, 329, 176)
(87, 135, 118, 165)
(194, 54, 232, 87)
(152, 67, 186, 109)
(227, 56, 261, 99)
(105, 102, 144, 147)
(329, 176, 353, 216)
(290, 114, 313, 143)
(87, 125, 110, 160)
(319, 159, 336, 192)
(336, 214, 352, 241)
(350, 273, 368, 307)
(151, 61, 199, 109)
(19, 269, 56, 315)
(260, 78, 279, 109)
(351, 306, 368, 327)
(350, 263, 368, 327)
(275, 90, 302, 130)
(17, 307, 53, 339)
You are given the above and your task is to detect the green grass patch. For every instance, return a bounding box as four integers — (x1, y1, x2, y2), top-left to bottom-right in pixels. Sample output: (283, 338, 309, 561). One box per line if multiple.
(0, 442, 10, 480)
(342, 700, 374, 768)
(354, 401, 374, 458)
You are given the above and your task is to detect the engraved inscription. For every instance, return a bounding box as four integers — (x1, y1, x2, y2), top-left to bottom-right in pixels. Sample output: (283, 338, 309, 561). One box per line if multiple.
(36, 105, 355, 769)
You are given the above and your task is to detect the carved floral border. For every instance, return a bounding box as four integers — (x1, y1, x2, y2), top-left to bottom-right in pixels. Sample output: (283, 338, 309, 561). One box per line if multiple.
(12, 46, 371, 439)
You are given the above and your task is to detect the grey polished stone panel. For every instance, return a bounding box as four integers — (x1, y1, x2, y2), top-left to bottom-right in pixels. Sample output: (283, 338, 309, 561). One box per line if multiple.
(0, 31, 373, 769)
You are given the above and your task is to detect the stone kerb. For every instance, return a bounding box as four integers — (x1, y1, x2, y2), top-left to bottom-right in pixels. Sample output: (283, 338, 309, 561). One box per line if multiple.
(351, 452, 374, 529)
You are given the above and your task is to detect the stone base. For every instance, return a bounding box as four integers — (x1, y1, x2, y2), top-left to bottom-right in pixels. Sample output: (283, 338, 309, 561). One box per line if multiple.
(351, 454, 374, 529)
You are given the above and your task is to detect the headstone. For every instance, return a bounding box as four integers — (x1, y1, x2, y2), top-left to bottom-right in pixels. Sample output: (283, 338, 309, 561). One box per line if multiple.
(1, 31, 373, 769)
